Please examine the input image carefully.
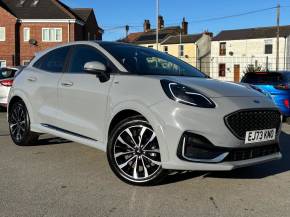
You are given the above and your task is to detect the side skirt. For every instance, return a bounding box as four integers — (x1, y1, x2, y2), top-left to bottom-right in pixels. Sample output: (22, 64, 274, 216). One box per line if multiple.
(34, 123, 106, 152)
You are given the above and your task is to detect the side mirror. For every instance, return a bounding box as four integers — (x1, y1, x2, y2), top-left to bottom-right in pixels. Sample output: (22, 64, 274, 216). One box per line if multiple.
(84, 61, 110, 82)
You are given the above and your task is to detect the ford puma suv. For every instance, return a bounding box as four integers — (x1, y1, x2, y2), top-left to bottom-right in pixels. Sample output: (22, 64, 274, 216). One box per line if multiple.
(8, 42, 282, 185)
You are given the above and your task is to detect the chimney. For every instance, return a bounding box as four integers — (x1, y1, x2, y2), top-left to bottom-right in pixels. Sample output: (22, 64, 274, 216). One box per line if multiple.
(143, 20, 151, 32)
(181, 17, 188, 35)
(204, 30, 213, 38)
(158, 16, 164, 30)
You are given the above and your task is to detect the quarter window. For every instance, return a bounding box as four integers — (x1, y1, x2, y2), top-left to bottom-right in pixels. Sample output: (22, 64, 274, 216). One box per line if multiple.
(0, 27, 5, 41)
(68, 45, 108, 73)
(23, 28, 30, 42)
(42, 28, 62, 42)
(34, 46, 70, 72)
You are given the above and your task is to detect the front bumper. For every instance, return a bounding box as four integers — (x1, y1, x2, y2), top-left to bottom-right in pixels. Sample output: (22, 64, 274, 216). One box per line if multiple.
(149, 96, 282, 171)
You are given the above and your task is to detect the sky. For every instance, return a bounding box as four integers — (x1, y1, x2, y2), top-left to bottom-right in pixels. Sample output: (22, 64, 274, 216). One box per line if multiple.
(62, 0, 290, 41)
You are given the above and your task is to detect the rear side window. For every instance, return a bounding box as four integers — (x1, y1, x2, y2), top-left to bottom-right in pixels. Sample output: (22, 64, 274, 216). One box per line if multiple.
(0, 68, 16, 79)
(68, 45, 108, 73)
(34, 46, 70, 72)
(242, 73, 284, 84)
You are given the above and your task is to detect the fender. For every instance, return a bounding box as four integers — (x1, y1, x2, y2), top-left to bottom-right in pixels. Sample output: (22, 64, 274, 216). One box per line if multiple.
(8, 88, 40, 132)
(106, 100, 170, 163)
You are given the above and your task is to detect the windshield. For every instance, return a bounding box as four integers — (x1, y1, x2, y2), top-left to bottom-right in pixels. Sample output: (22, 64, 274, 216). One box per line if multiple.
(0, 68, 16, 80)
(100, 43, 206, 78)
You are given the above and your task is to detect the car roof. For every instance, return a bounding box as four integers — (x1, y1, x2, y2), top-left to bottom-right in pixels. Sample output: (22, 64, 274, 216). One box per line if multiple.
(0, 66, 20, 71)
(244, 71, 290, 76)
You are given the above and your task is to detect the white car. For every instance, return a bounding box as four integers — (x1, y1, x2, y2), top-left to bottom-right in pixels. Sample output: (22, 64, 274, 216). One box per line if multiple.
(0, 67, 19, 108)
(8, 42, 282, 185)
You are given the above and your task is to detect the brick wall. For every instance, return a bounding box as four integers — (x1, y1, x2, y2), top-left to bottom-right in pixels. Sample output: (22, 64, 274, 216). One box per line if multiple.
(19, 22, 72, 64)
(0, 7, 17, 66)
(0, 7, 103, 67)
(83, 12, 101, 40)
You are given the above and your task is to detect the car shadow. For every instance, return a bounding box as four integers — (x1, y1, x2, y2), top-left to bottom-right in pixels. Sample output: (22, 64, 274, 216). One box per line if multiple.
(27, 137, 72, 146)
(159, 131, 290, 185)
(0, 107, 7, 113)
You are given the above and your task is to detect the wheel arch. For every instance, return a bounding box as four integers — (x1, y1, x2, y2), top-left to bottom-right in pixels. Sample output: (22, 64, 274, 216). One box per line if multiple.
(8, 91, 36, 124)
(107, 102, 169, 163)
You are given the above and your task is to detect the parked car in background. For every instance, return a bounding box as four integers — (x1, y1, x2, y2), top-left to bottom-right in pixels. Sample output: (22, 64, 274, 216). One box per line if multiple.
(241, 72, 290, 121)
(0, 67, 20, 108)
(8, 42, 282, 185)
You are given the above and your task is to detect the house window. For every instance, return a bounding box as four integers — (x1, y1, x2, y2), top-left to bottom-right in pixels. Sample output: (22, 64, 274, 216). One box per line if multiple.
(219, 63, 226, 77)
(178, 45, 184, 57)
(23, 28, 30, 42)
(265, 44, 273, 54)
(0, 60, 7, 67)
(163, 46, 168, 54)
(0, 27, 5, 41)
(42, 28, 62, 42)
(219, 42, 226, 56)
(22, 60, 31, 66)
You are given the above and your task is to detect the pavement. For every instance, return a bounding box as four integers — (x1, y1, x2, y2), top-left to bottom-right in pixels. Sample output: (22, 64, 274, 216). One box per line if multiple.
(0, 110, 290, 217)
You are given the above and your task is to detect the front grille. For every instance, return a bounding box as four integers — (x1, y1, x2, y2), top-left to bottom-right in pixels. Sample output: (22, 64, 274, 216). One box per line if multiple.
(225, 109, 281, 139)
(224, 144, 280, 162)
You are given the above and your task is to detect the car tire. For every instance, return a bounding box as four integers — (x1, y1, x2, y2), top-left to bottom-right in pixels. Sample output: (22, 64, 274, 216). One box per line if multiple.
(107, 115, 167, 186)
(8, 100, 39, 146)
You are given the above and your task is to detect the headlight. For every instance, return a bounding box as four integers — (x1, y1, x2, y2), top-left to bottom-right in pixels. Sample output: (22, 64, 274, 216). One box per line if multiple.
(160, 79, 216, 108)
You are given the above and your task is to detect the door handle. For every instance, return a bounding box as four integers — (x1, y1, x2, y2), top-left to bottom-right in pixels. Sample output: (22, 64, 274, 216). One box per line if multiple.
(27, 76, 37, 82)
(61, 81, 74, 87)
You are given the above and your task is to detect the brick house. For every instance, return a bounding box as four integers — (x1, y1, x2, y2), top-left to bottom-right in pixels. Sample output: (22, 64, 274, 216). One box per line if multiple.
(0, 0, 103, 67)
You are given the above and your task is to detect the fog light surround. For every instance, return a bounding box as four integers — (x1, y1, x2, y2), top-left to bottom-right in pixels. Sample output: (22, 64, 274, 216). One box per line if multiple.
(177, 132, 229, 163)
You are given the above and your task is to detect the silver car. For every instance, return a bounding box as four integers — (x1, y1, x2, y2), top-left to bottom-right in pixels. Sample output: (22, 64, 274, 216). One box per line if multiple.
(0, 67, 19, 108)
(8, 42, 282, 185)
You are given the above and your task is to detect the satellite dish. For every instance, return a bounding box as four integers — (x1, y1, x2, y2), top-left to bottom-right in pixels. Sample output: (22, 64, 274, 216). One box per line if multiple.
(29, 39, 37, 46)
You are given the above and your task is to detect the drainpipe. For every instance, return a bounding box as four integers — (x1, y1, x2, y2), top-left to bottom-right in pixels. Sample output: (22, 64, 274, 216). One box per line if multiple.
(67, 20, 70, 42)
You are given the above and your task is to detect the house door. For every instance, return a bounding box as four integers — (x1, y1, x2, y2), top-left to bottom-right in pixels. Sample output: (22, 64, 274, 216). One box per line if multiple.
(234, 65, 240, 83)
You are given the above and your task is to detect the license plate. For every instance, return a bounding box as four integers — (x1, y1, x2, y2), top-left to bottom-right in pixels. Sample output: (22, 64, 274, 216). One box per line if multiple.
(245, 129, 276, 144)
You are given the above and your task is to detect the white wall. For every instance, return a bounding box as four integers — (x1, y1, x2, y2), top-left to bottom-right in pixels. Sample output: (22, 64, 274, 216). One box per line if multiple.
(210, 37, 287, 82)
(196, 34, 212, 75)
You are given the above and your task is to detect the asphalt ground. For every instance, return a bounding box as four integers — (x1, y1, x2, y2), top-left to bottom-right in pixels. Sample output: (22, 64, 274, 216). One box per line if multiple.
(0, 110, 290, 217)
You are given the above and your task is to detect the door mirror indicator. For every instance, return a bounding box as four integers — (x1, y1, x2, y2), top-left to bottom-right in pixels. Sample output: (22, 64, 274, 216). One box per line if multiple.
(84, 61, 110, 82)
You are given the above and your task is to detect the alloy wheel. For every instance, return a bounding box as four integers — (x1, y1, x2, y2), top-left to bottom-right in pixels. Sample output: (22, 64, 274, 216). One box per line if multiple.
(9, 103, 28, 143)
(113, 125, 161, 182)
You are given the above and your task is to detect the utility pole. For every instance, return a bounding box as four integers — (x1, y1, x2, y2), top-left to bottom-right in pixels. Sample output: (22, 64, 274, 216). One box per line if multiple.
(276, 1, 280, 71)
(156, 0, 159, 50)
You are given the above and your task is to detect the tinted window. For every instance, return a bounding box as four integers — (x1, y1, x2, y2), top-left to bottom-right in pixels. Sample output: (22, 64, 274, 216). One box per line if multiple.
(242, 73, 284, 84)
(100, 43, 206, 77)
(284, 73, 290, 82)
(0, 68, 17, 79)
(34, 46, 70, 72)
(68, 45, 107, 73)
